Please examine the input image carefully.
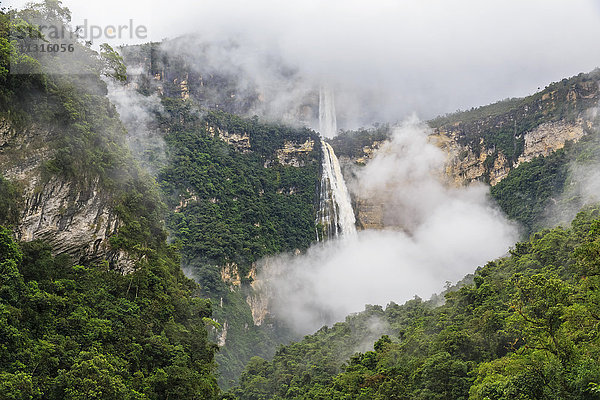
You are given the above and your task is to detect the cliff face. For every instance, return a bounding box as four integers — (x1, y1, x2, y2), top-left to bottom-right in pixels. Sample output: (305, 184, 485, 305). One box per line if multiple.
(517, 120, 586, 163)
(0, 120, 134, 272)
(434, 118, 588, 186)
(334, 70, 600, 230)
(120, 38, 319, 126)
(336, 141, 386, 230)
(218, 262, 270, 328)
(431, 71, 599, 186)
(349, 119, 589, 229)
(274, 139, 315, 167)
(207, 124, 252, 153)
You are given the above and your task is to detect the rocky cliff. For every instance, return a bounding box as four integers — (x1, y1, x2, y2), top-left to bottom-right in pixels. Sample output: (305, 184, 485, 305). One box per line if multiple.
(120, 38, 320, 126)
(332, 70, 600, 230)
(434, 117, 589, 186)
(431, 71, 599, 186)
(0, 119, 135, 272)
(336, 141, 386, 230)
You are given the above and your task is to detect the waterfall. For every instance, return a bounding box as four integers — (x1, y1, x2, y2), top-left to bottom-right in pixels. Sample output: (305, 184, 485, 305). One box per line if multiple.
(316, 86, 356, 240)
(319, 86, 337, 139)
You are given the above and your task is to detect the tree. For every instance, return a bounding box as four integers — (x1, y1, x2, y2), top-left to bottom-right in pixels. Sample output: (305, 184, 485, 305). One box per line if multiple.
(100, 43, 127, 83)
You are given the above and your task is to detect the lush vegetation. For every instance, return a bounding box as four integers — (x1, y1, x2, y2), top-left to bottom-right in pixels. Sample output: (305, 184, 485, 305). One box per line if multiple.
(430, 70, 600, 166)
(490, 147, 569, 235)
(0, 2, 172, 260)
(0, 175, 20, 227)
(229, 207, 600, 399)
(154, 99, 320, 387)
(329, 125, 391, 161)
(158, 105, 320, 272)
(0, 227, 219, 400)
(0, 2, 221, 398)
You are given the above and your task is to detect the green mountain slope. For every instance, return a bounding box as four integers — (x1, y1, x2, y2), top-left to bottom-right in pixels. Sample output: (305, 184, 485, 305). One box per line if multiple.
(430, 70, 600, 168)
(158, 106, 320, 274)
(230, 207, 600, 399)
(154, 100, 320, 387)
(0, 4, 220, 399)
(117, 35, 323, 387)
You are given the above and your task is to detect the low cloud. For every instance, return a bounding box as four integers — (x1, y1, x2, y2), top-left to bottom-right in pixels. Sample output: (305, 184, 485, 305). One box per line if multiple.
(105, 75, 166, 174)
(258, 117, 518, 335)
(14, 0, 595, 130)
(543, 103, 600, 227)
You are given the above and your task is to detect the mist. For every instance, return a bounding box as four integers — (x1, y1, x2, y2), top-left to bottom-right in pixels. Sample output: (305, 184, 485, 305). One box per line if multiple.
(543, 97, 600, 228)
(157, 0, 600, 129)
(258, 117, 518, 335)
(7, 0, 600, 128)
(105, 74, 166, 174)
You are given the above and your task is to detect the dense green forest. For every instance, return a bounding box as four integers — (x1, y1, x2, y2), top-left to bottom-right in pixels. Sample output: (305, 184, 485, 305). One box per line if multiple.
(490, 147, 570, 235)
(158, 106, 320, 275)
(154, 100, 320, 387)
(229, 207, 600, 399)
(0, 227, 219, 399)
(0, 3, 220, 399)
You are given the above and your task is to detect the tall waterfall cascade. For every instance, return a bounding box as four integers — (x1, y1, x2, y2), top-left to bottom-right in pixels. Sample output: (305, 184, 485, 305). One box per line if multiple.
(316, 86, 357, 241)
(318, 86, 337, 139)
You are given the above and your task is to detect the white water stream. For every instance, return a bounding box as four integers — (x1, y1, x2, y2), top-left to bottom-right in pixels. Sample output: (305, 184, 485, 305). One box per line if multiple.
(316, 86, 356, 240)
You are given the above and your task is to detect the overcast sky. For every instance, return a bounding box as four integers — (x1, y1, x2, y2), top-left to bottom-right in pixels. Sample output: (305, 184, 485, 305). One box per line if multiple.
(5, 0, 600, 121)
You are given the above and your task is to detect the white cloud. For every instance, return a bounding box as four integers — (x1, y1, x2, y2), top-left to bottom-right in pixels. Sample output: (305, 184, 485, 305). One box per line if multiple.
(259, 118, 518, 334)
(6, 0, 600, 124)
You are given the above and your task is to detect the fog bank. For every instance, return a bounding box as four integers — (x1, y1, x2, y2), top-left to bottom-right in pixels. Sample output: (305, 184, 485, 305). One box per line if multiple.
(259, 117, 518, 334)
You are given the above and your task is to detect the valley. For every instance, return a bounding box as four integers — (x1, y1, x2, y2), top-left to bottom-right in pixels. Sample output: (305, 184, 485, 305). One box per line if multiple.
(1, 2, 600, 399)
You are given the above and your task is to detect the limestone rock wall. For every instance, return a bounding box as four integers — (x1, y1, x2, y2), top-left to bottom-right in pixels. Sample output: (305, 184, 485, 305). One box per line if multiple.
(207, 124, 252, 153)
(436, 118, 587, 187)
(338, 115, 591, 230)
(274, 139, 314, 167)
(0, 120, 134, 273)
(517, 120, 585, 163)
(217, 262, 270, 327)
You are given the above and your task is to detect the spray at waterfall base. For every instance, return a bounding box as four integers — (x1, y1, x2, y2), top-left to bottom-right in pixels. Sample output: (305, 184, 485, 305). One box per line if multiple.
(258, 118, 518, 335)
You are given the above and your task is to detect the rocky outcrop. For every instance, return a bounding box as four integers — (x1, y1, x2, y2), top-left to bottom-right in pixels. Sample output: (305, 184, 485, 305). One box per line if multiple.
(207, 124, 251, 152)
(489, 151, 511, 186)
(217, 320, 228, 347)
(429, 72, 600, 186)
(14, 175, 134, 272)
(217, 262, 271, 327)
(336, 100, 593, 230)
(335, 139, 392, 231)
(221, 263, 242, 288)
(349, 117, 588, 229)
(174, 188, 198, 212)
(355, 141, 384, 165)
(517, 120, 585, 163)
(274, 139, 314, 167)
(218, 130, 251, 152)
(436, 118, 587, 186)
(0, 120, 135, 273)
(245, 265, 270, 326)
(354, 199, 384, 230)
